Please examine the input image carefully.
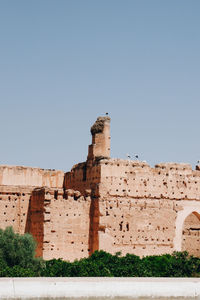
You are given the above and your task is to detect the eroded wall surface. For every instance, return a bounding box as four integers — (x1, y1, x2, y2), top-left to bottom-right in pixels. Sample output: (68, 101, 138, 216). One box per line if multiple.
(0, 165, 64, 188)
(0, 116, 200, 260)
(28, 187, 91, 261)
(0, 185, 32, 235)
(65, 162, 101, 195)
(96, 159, 200, 256)
(1, 157, 200, 260)
(97, 197, 176, 256)
(66, 158, 200, 258)
(99, 160, 200, 200)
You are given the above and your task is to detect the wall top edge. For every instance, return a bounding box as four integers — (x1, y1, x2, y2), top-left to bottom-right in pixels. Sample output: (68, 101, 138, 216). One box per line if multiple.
(0, 185, 34, 193)
(70, 158, 200, 174)
(0, 165, 64, 173)
(98, 159, 197, 170)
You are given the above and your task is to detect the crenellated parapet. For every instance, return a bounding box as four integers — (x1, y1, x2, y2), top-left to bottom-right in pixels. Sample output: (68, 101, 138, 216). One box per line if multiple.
(66, 157, 200, 201)
(98, 159, 200, 200)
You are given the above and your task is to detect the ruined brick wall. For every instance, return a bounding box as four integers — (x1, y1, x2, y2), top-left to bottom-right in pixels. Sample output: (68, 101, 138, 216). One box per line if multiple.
(95, 159, 200, 257)
(64, 162, 101, 195)
(98, 197, 178, 256)
(0, 165, 64, 256)
(65, 157, 200, 258)
(0, 166, 64, 188)
(99, 160, 200, 200)
(28, 187, 91, 261)
(0, 115, 200, 260)
(88, 116, 111, 160)
(64, 116, 111, 195)
(0, 186, 32, 235)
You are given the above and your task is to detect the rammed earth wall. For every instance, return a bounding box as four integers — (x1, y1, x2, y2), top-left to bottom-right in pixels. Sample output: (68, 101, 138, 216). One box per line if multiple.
(28, 187, 91, 261)
(65, 159, 200, 258)
(0, 116, 200, 260)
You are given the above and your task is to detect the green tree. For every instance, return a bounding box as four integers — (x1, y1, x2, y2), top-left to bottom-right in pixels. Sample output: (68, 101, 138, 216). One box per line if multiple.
(0, 228, 200, 277)
(0, 227, 41, 269)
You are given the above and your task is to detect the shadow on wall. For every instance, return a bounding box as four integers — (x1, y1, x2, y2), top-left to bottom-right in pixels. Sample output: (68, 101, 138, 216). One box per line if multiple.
(89, 196, 99, 256)
(25, 189, 45, 257)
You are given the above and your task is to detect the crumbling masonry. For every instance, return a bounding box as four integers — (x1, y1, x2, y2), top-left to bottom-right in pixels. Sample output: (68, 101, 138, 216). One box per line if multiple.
(0, 116, 200, 261)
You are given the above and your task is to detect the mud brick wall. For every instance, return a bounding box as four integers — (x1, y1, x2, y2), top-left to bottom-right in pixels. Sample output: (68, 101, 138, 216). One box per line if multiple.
(0, 186, 32, 234)
(1, 116, 200, 260)
(65, 162, 101, 195)
(97, 196, 178, 256)
(99, 160, 200, 200)
(28, 188, 91, 261)
(0, 165, 64, 188)
(96, 159, 200, 256)
(66, 158, 200, 258)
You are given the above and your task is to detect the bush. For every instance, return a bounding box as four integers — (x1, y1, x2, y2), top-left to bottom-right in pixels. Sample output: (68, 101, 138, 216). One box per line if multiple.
(0, 265, 37, 277)
(0, 227, 200, 277)
(40, 259, 71, 277)
(0, 227, 44, 275)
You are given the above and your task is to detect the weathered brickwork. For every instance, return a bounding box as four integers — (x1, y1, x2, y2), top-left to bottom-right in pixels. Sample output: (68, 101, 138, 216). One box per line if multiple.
(66, 158, 200, 258)
(0, 186, 32, 235)
(0, 165, 64, 188)
(97, 197, 176, 257)
(27, 188, 91, 261)
(0, 116, 200, 261)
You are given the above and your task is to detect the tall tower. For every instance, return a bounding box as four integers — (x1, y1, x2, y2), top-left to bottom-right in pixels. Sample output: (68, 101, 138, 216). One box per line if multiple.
(87, 116, 111, 161)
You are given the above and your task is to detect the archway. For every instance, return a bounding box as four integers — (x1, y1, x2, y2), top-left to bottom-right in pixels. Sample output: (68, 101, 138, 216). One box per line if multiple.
(182, 211, 200, 257)
(174, 204, 200, 252)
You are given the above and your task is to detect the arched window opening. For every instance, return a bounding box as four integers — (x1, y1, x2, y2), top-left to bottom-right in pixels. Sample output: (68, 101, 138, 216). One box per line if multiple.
(182, 211, 200, 257)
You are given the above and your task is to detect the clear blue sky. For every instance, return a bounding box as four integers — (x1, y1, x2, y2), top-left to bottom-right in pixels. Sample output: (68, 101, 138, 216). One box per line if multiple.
(0, 0, 200, 171)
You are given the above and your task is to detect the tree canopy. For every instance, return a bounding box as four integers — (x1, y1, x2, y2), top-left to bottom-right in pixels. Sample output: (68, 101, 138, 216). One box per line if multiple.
(0, 227, 200, 277)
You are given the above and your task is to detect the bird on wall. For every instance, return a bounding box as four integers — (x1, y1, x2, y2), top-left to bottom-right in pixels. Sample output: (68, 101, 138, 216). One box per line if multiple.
(126, 154, 131, 159)
(135, 154, 139, 160)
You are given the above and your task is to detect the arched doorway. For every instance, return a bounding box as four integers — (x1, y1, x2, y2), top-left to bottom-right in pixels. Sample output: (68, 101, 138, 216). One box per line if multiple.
(182, 211, 200, 257)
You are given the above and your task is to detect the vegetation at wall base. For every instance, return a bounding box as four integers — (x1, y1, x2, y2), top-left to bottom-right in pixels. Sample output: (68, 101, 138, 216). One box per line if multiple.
(0, 227, 200, 277)
(0, 227, 44, 277)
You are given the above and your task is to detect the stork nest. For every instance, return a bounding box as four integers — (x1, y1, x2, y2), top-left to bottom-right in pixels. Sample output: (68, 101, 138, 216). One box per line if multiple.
(90, 116, 110, 135)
